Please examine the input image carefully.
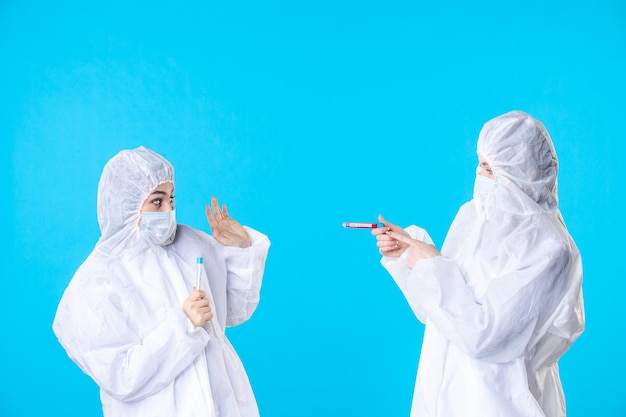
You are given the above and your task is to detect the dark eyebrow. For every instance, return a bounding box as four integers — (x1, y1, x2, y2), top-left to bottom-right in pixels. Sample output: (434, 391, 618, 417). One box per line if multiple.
(150, 191, 168, 196)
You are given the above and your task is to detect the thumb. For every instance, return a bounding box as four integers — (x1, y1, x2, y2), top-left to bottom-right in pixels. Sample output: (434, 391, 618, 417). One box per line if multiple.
(190, 288, 205, 300)
(379, 214, 402, 232)
(378, 214, 390, 228)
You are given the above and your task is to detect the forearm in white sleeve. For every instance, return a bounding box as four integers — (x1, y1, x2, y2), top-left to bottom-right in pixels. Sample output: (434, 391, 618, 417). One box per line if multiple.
(405, 242, 570, 363)
(54, 294, 209, 402)
(222, 226, 270, 327)
(381, 225, 435, 324)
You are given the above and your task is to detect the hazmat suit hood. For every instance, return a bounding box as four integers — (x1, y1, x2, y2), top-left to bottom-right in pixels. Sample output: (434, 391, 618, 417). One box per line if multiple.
(476, 110, 559, 216)
(96, 146, 175, 256)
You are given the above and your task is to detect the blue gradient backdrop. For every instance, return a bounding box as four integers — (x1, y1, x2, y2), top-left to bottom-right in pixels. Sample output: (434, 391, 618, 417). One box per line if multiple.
(2, 1, 624, 416)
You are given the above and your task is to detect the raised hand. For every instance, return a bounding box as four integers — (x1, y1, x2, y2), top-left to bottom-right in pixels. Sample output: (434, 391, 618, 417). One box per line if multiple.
(206, 196, 251, 248)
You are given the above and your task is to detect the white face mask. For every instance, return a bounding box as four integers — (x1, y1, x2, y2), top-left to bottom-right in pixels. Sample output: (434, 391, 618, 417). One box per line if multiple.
(140, 210, 177, 246)
(473, 174, 495, 206)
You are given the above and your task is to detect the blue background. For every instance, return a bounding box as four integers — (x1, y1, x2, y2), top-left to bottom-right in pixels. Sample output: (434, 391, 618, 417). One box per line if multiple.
(2, 1, 624, 416)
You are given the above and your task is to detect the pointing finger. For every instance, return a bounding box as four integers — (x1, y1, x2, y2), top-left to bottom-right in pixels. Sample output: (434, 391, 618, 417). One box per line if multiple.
(388, 231, 415, 246)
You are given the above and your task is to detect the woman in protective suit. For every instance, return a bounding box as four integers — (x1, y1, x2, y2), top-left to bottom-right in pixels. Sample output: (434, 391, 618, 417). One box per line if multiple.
(53, 146, 270, 417)
(373, 111, 584, 417)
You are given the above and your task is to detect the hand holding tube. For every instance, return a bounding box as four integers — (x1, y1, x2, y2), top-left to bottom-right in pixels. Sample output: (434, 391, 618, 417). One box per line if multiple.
(373, 214, 440, 268)
(372, 215, 411, 257)
(182, 289, 213, 328)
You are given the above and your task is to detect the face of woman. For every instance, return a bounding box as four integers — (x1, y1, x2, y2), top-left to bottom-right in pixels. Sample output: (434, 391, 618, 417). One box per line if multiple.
(138, 182, 175, 226)
(477, 154, 494, 179)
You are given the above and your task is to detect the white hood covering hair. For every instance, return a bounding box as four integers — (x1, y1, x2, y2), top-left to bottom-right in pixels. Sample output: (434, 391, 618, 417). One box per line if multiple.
(53, 147, 270, 417)
(477, 110, 559, 215)
(382, 111, 584, 417)
(96, 146, 176, 256)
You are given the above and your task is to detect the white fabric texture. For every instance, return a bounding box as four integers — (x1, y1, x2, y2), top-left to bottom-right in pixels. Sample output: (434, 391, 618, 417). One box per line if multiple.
(53, 147, 270, 417)
(382, 111, 584, 417)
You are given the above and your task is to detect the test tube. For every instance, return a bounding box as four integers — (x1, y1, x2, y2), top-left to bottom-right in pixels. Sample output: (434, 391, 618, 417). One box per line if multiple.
(342, 222, 381, 229)
(196, 257, 203, 289)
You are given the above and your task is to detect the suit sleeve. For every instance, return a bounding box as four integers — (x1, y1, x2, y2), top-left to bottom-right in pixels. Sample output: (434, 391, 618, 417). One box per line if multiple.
(221, 226, 271, 327)
(381, 225, 435, 324)
(52, 283, 209, 401)
(399, 230, 574, 363)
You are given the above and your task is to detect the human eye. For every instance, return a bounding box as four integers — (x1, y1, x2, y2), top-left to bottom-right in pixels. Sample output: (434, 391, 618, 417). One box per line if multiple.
(152, 198, 163, 207)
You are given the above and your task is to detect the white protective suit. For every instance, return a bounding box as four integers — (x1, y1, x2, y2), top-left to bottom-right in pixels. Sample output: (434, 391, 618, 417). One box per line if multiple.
(382, 111, 584, 417)
(53, 147, 270, 417)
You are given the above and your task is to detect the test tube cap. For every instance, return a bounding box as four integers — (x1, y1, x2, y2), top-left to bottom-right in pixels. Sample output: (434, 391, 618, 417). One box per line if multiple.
(196, 257, 203, 264)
